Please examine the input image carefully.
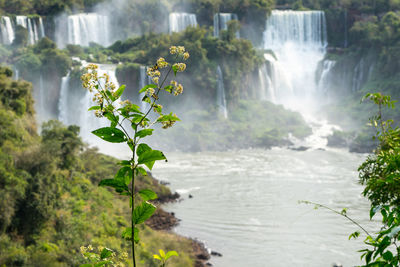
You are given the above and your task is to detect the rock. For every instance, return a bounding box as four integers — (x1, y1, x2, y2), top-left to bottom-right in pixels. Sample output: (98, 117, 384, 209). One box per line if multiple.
(145, 208, 178, 231)
(160, 180, 170, 185)
(327, 130, 354, 148)
(290, 146, 309, 151)
(211, 251, 223, 257)
(189, 194, 193, 198)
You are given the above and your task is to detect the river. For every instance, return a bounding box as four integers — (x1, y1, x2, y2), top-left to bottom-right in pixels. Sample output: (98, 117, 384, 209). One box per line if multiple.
(152, 148, 376, 267)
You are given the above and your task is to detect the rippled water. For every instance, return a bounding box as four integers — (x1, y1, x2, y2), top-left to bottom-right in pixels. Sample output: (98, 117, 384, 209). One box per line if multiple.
(152, 148, 377, 267)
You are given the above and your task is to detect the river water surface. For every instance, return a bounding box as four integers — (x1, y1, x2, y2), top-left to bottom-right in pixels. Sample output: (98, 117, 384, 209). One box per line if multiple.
(152, 148, 377, 267)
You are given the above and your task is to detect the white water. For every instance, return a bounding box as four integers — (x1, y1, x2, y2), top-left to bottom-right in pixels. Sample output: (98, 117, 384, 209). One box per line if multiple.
(0, 17, 15, 45)
(154, 148, 374, 267)
(257, 63, 276, 102)
(55, 13, 110, 48)
(213, 13, 240, 38)
(58, 72, 71, 124)
(263, 10, 327, 112)
(0, 16, 44, 45)
(216, 66, 228, 119)
(318, 60, 336, 94)
(169, 13, 197, 33)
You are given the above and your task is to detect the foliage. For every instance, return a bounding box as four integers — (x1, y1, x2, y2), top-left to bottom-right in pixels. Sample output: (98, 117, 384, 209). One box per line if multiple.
(80, 47, 189, 266)
(153, 249, 178, 267)
(150, 100, 311, 152)
(0, 0, 107, 15)
(359, 93, 400, 206)
(0, 66, 197, 266)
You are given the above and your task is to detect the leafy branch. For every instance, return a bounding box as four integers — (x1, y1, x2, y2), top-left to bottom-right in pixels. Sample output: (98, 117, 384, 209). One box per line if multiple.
(80, 46, 189, 267)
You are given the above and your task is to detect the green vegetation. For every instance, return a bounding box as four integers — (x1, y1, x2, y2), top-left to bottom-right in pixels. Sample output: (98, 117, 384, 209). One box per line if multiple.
(0, 65, 201, 266)
(152, 100, 311, 152)
(0, 0, 106, 16)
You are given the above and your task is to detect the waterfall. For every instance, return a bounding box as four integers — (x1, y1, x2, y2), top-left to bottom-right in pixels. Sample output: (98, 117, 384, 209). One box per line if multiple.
(317, 60, 336, 93)
(352, 58, 365, 92)
(55, 13, 110, 48)
(216, 66, 228, 119)
(262, 10, 327, 111)
(0, 17, 15, 45)
(258, 63, 276, 102)
(38, 74, 45, 119)
(263, 10, 327, 49)
(169, 13, 198, 33)
(58, 72, 71, 124)
(13, 66, 19, 80)
(213, 13, 240, 38)
(15, 16, 44, 45)
(0, 16, 45, 45)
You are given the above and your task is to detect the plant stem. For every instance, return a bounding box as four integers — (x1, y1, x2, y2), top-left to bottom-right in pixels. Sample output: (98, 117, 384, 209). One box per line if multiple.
(302, 201, 372, 236)
(131, 144, 136, 267)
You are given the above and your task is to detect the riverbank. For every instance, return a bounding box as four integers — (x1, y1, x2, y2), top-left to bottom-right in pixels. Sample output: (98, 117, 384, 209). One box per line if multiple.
(144, 173, 211, 267)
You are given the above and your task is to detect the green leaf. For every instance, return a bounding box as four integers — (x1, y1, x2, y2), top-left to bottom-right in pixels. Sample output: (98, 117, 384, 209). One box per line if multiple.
(164, 85, 174, 93)
(349, 231, 360, 240)
(133, 202, 156, 224)
(99, 179, 129, 193)
(104, 112, 119, 128)
(153, 255, 162, 261)
(139, 84, 157, 93)
(136, 166, 147, 176)
(100, 248, 113, 259)
(165, 251, 179, 260)
(80, 264, 93, 267)
(172, 65, 179, 76)
(139, 189, 158, 201)
(157, 112, 180, 122)
(382, 251, 393, 261)
(131, 114, 150, 125)
(115, 166, 133, 186)
(94, 261, 110, 267)
(92, 127, 127, 143)
(137, 150, 166, 170)
(105, 90, 116, 101)
(114, 84, 126, 99)
(88, 105, 101, 111)
(134, 227, 139, 244)
(370, 205, 382, 219)
(118, 160, 131, 166)
(136, 143, 152, 157)
(122, 227, 132, 240)
(135, 129, 154, 138)
(159, 249, 165, 258)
